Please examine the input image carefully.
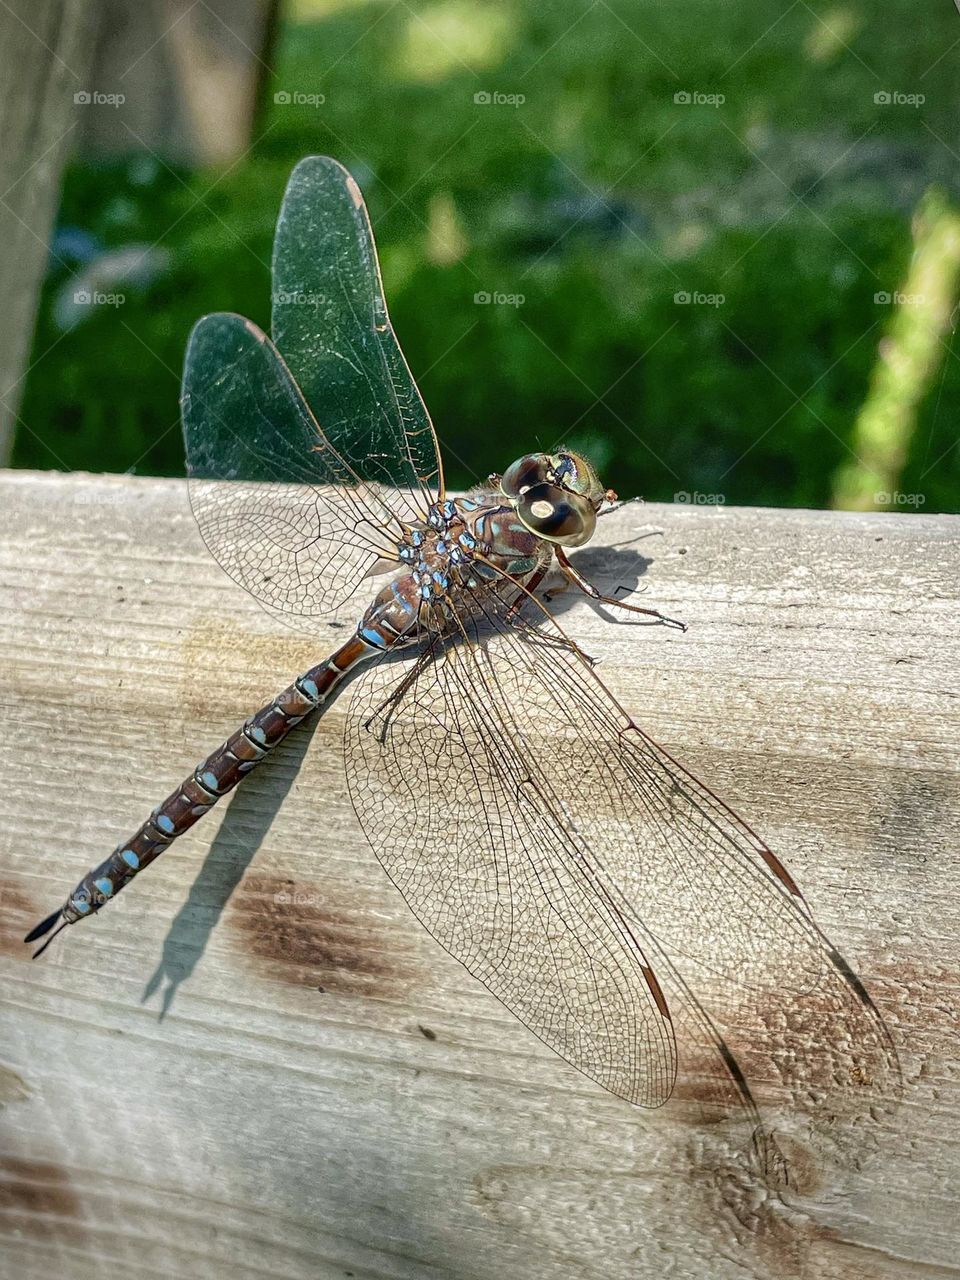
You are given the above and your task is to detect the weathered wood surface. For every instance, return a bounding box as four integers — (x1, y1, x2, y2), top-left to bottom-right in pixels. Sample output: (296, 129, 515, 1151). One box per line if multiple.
(0, 469, 957, 1280)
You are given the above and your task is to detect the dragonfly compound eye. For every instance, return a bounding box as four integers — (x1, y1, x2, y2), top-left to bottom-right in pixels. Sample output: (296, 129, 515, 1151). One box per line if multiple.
(551, 450, 606, 510)
(501, 453, 551, 498)
(516, 483, 597, 546)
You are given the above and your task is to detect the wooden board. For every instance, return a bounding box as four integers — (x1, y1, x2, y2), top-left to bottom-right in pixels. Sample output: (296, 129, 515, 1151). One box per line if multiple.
(0, 469, 957, 1279)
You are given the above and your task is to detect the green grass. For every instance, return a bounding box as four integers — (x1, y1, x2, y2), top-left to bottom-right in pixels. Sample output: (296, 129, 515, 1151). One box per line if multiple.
(13, 0, 960, 511)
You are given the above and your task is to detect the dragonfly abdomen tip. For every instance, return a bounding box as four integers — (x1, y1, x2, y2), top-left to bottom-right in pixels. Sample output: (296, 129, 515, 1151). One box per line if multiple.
(23, 908, 63, 944)
(24, 908, 69, 958)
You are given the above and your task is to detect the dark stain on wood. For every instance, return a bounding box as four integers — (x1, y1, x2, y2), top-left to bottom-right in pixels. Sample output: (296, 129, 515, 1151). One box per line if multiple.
(179, 619, 328, 723)
(471, 1155, 826, 1277)
(0, 1156, 81, 1237)
(660, 940, 906, 1232)
(0, 1065, 31, 1111)
(878, 769, 955, 869)
(229, 872, 413, 998)
(0, 883, 40, 959)
(654, 930, 906, 1207)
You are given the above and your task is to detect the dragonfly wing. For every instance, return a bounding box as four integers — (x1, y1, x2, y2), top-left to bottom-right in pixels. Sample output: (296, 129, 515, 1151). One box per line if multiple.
(272, 155, 443, 521)
(475, 606, 900, 1126)
(182, 312, 407, 619)
(347, 620, 678, 1108)
(347, 582, 899, 1121)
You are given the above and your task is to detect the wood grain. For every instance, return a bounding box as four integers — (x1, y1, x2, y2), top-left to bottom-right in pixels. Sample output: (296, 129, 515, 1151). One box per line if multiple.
(0, 469, 957, 1280)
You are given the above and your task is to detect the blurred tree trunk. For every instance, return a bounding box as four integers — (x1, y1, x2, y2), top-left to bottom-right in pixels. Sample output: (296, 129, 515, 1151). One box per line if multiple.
(77, 0, 281, 166)
(831, 188, 960, 512)
(0, 0, 279, 465)
(0, 0, 98, 464)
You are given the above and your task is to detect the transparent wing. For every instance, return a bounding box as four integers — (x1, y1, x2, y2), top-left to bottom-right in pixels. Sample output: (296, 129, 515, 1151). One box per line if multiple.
(346, 582, 900, 1128)
(271, 155, 443, 520)
(347, 622, 677, 1108)
(182, 312, 409, 619)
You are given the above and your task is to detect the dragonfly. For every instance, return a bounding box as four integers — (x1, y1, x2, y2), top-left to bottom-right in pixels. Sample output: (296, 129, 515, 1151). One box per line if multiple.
(26, 157, 897, 1156)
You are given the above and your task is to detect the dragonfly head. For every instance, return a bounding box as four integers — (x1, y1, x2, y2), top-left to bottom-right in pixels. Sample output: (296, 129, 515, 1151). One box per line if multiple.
(500, 450, 605, 547)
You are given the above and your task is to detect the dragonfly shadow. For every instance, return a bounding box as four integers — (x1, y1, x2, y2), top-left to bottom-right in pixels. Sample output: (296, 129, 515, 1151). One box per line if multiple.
(142, 713, 322, 1019)
(539, 543, 658, 621)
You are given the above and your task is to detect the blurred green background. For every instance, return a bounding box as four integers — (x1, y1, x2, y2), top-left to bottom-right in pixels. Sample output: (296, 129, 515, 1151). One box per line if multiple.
(12, 0, 960, 511)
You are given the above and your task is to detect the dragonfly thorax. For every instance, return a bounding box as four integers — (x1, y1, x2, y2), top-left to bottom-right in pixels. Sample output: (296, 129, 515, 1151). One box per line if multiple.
(396, 499, 483, 601)
(358, 491, 551, 650)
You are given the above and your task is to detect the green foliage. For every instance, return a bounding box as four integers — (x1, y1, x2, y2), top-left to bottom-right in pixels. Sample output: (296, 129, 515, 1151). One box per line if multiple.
(14, 0, 960, 510)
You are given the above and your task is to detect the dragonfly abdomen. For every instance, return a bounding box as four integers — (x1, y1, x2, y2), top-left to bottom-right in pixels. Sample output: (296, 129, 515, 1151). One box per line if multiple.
(25, 633, 378, 954)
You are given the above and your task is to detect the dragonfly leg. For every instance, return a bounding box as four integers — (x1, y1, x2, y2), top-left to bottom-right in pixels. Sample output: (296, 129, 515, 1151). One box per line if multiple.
(500, 563, 598, 665)
(363, 645, 437, 738)
(505, 562, 550, 619)
(542, 579, 571, 604)
(554, 547, 687, 632)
